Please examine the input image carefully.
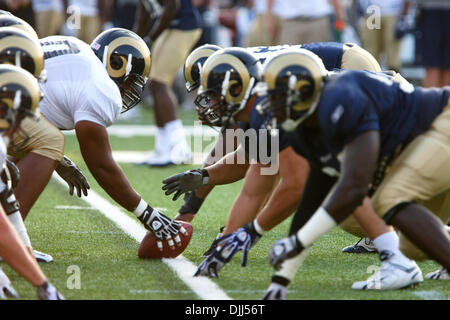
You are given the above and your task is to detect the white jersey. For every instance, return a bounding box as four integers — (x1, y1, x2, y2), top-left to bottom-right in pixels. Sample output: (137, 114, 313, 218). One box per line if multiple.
(39, 36, 122, 130)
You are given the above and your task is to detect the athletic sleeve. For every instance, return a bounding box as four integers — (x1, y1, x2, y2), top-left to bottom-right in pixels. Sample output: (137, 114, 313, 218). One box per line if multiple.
(288, 164, 337, 235)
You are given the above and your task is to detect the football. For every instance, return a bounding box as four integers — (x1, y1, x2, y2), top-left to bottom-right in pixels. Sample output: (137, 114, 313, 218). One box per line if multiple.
(138, 221, 193, 259)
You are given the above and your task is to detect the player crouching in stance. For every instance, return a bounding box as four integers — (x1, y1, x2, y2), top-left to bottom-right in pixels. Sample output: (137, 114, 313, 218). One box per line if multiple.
(0, 65, 63, 299)
(162, 47, 421, 286)
(262, 49, 450, 297)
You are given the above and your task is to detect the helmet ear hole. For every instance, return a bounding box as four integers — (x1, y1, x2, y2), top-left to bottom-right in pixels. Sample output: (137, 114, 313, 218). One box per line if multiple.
(229, 82, 242, 97)
(110, 54, 123, 70)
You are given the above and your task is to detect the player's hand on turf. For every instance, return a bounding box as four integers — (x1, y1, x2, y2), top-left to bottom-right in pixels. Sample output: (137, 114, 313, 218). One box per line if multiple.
(195, 222, 261, 277)
(261, 282, 288, 300)
(138, 206, 188, 250)
(162, 169, 209, 201)
(55, 156, 90, 197)
(36, 281, 65, 300)
(269, 235, 303, 270)
(225, 222, 262, 267)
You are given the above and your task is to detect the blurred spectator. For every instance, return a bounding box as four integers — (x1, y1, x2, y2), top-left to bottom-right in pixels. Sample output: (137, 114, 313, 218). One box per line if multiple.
(32, 0, 64, 37)
(415, 0, 450, 87)
(135, 0, 202, 166)
(358, 0, 407, 72)
(0, 0, 35, 27)
(112, 0, 138, 30)
(244, 0, 283, 46)
(63, 0, 112, 43)
(217, 0, 252, 46)
(277, 0, 346, 45)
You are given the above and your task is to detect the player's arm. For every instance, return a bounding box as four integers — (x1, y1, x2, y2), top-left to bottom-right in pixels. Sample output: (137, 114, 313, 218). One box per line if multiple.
(162, 146, 250, 201)
(269, 131, 379, 270)
(148, 0, 180, 42)
(322, 131, 379, 223)
(175, 127, 239, 222)
(76, 120, 186, 248)
(75, 120, 140, 211)
(135, 1, 152, 37)
(223, 147, 308, 234)
(254, 147, 309, 232)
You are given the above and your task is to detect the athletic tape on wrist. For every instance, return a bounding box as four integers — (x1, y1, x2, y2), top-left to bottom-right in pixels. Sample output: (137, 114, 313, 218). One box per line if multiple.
(133, 198, 148, 217)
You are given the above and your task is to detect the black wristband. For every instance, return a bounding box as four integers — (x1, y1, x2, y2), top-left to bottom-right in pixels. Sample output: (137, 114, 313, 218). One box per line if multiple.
(271, 275, 290, 287)
(179, 192, 204, 214)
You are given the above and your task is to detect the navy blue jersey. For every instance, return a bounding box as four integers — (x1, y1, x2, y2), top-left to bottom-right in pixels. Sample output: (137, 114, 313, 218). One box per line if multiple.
(287, 127, 341, 177)
(247, 42, 344, 71)
(170, 0, 201, 30)
(300, 42, 343, 72)
(316, 70, 449, 161)
(145, 0, 201, 30)
(238, 96, 290, 162)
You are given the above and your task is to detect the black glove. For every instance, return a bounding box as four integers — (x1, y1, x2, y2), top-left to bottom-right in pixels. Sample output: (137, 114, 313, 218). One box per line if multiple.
(55, 156, 90, 197)
(162, 169, 209, 201)
(269, 235, 304, 271)
(137, 205, 186, 250)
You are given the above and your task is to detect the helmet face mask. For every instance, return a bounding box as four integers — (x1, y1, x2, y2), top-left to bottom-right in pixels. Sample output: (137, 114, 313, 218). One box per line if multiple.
(198, 48, 261, 128)
(194, 87, 228, 127)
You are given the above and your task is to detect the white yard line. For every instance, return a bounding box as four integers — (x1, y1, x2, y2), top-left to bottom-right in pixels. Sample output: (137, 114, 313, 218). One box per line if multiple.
(55, 205, 97, 210)
(52, 173, 232, 300)
(111, 150, 208, 164)
(413, 290, 447, 300)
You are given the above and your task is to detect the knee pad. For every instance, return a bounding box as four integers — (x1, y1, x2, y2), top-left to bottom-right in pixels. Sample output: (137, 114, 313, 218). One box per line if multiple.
(383, 201, 415, 225)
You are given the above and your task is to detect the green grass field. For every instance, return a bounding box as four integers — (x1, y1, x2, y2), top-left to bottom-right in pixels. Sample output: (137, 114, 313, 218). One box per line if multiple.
(1, 106, 449, 300)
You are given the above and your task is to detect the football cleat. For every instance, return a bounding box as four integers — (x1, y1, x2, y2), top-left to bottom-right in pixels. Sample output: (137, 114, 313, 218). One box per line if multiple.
(342, 237, 377, 254)
(261, 282, 288, 300)
(0, 267, 19, 299)
(34, 250, 54, 263)
(426, 267, 449, 280)
(352, 250, 423, 290)
(139, 150, 173, 167)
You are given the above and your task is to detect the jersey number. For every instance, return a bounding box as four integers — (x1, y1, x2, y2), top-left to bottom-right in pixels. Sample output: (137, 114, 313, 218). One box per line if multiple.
(42, 40, 80, 60)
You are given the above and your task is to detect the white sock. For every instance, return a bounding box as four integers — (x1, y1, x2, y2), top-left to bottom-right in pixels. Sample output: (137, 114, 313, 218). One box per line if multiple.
(154, 126, 169, 154)
(297, 207, 337, 247)
(373, 231, 402, 255)
(275, 247, 311, 281)
(165, 120, 188, 149)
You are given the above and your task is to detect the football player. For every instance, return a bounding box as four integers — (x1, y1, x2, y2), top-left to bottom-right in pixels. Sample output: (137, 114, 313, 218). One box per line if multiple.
(135, 0, 202, 166)
(9, 27, 186, 252)
(261, 49, 450, 297)
(0, 22, 90, 262)
(176, 42, 409, 256)
(162, 47, 418, 282)
(0, 65, 63, 300)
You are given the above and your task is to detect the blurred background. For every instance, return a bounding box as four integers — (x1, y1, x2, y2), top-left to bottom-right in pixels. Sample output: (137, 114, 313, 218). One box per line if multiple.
(2, 0, 449, 117)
